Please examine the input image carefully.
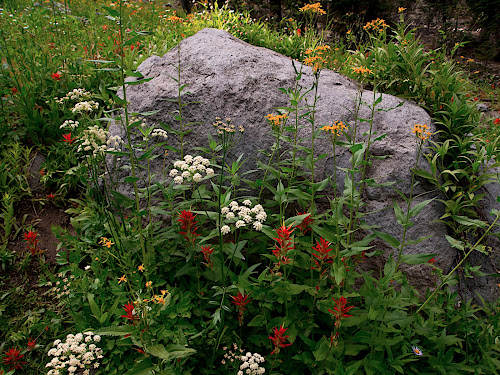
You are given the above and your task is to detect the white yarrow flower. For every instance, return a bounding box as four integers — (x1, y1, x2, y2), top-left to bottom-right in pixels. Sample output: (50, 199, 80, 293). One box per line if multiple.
(221, 225, 231, 235)
(253, 221, 263, 231)
(235, 220, 246, 228)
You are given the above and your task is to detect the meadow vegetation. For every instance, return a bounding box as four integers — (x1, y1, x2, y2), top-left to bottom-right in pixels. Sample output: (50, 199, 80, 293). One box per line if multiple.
(0, 1, 500, 374)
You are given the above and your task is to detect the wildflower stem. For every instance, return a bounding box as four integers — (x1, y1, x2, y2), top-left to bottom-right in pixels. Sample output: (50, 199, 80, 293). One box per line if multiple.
(118, 0, 146, 266)
(395, 140, 423, 270)
(416, 213, 500, 314)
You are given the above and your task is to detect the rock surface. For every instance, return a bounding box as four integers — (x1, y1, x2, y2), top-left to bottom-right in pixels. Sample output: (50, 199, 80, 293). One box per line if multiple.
(110, 28, 467, 294)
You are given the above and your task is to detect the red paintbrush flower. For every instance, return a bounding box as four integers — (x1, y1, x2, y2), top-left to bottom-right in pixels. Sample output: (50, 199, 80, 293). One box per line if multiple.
(11, 87, 18, 95)
(296, 212, 313, 235)
(3, 348, 26, 370)
(51, 72, 61, 81)
(312, 237, 334, 267)
(177, 211, 200, 246)
(269, 324, 292, 355)
(46, 193, 55, 200)
(62, 133, 75, 144)
(200, 245, 214, 269)
(272, 223, 295, 266)
(23, 230, 40, 255)
(121, 302, 137, 322)
(230, 291, 251, 325)
(329, 296, 354, 321)
(27, 338, 36, 351)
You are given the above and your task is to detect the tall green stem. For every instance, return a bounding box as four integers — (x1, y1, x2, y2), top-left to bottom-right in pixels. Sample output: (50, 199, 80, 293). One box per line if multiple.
(118, 0, 146, 265)
(416, 213, 500, 314)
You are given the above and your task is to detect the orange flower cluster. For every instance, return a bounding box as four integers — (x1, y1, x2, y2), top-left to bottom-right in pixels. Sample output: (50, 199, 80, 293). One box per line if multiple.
(321, 120, 348, 137)
(363, 18, 389, 32)
(304, 45, 330, 73)
(166, 15, 183, 23)
(265, 113, 288, 126)
(351, 66, 373, 75)
(99, 236, 115, 248)
(398, 7, 406, 13)
(152, 290, 169, 305)
(299, 2, 326, 15)
(412, 124, 432, 141)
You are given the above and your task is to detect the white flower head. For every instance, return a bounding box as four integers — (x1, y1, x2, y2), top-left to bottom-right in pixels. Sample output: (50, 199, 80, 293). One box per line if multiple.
(235, 220, 246, 228)
(193, 173, 203, 183)
(221, 225, 231, 235)
(243, 199, 252, 206)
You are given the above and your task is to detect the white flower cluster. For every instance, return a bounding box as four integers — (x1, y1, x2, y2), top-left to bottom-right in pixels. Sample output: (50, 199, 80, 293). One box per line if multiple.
(213, 117, 245, 134)
(72, 100, 99, 114)
(221, 343, 245, 365)
(46, 332, 103, 375)
(56, 88, 92, 104)
(60, 120, 79, 130)
(107, 135, 124, 152)
(220, 200, 267, 234)
(237, 352, 266, 375)
(47, 272, 75, 299)
(151, 128, 168, 140)
(77, 125, 108, 156)
(170, 155, 214, 184)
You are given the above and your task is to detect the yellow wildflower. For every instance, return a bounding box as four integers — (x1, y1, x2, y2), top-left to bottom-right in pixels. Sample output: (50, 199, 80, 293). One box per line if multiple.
(99, 237, 114, 248)
(299, 3, 326, 15)
(398, 7, 406, 13)
(412, 124, 432, 141)
(351, 66, 373, 75)
(363, 18, 389, 32)
(146, 281, 153, 288)
(161, 289, 169, 295)
(153, 295, 166, 305)
(138, 264, 145, 272)
(266, 113, 288, 127)
(118, 275, 127, 284)
(321, 120, 348, 137)
(166, 15, 183, 23)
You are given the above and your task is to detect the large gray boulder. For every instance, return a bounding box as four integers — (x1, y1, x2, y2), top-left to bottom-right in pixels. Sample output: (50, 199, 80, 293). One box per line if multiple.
(110, 28, 467, 294)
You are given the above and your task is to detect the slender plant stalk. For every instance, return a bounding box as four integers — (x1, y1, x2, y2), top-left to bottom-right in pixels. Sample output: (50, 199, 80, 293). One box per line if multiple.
(118, 0, 146, 265)
(395, 141, 424, 270)
(416, 213, 500, 314)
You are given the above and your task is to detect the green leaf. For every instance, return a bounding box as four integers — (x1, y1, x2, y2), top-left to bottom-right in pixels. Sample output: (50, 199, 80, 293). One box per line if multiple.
(146, 344, 196, 361)
(332, 262, 346, 285)
(96, 326, 137, 336)
(451, 215, 486, 228)
(247, 314, 267, 327)
(88, 293, 101, 321)
(399, 253, 436, 265)
(373, 231, 400, 248)
(313, 336, 330, 361)
(409, 198, 434, 218)
(124, 176, 140, 184)
(123, 358, 154, 375)
(445, 235, 465, 251)
(102, 6, 120, 18)
(393, 202, 407, 226)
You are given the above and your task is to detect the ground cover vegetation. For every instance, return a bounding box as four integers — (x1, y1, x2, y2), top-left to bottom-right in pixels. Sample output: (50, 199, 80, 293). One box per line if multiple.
(1, 0, 500, 374)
